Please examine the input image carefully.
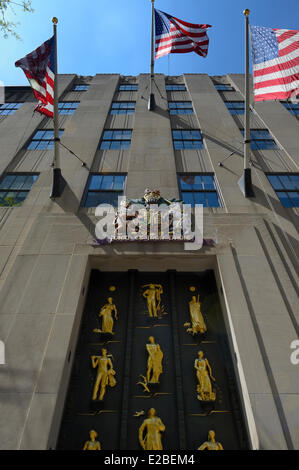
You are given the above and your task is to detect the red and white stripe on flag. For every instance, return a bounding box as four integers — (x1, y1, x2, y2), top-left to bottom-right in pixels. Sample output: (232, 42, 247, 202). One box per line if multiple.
(15, 36, 55, 118)
(155, 9, 211, 60)
(251, 26, 299, 101)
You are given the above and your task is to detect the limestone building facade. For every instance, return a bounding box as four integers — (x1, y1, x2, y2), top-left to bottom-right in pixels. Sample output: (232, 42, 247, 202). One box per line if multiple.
(0, 73, 298, 450)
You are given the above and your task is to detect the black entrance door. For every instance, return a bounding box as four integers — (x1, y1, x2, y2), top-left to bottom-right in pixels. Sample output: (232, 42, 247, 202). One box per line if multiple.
(57, 270, 249, 450)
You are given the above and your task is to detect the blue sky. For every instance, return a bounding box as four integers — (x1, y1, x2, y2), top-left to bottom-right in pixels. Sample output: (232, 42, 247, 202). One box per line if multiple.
(1, 0, 298, 85)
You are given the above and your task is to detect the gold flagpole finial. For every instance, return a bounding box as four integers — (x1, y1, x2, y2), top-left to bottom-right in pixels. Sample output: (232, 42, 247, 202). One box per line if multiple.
(52, 17, 58, 24)
(243, 9, 250, 16)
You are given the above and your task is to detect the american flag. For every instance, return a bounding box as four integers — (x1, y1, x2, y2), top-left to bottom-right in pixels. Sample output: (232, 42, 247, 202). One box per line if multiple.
(15, 36, 55, 117)
(250, 25, 299, 101)
(155, 9, 211, 59)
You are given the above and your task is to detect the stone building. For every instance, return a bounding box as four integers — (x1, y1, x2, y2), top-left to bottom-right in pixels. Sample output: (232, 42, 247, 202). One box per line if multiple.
(0, 73, 298, 450)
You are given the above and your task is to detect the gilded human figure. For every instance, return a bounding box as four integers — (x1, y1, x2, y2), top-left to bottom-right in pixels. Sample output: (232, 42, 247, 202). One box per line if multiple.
(197, 430, 223, 450)
(138, 408, 165, 450)
(82, 430, 101, 450)
(142, 284, 163, 318)
(97, 297, 118, 334)
(185, 294, 207, 335)
(194, 351, 216, 402)
(91, 348, 116, 401)
(146, 336, 163, 384)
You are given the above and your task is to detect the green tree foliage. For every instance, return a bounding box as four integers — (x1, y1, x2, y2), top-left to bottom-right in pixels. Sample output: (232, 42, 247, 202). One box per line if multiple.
(0, 0, 33, 40)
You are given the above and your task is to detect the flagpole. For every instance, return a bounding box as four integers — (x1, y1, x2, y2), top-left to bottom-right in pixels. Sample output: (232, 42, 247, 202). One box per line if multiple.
(238, 9, 254, 198)
(50, 16, 63, 199)
(148, 0, 155, 110)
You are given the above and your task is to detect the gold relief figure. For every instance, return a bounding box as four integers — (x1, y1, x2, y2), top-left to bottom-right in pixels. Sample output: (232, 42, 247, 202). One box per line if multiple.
(94, 297, 118, 334)
(91, 348, 116, 401)
(197, 430, 223, 450)
(138, 408, 165, 450)
(194, 351, 216, 402)
(142, 284, 164, 318)
(146, 336, 163, 384)
(184, 294, 207, 335)
(82, 430, 101, 450)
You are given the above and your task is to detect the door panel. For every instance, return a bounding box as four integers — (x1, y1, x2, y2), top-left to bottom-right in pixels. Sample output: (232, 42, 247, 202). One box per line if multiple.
(57, 269, 249, 450)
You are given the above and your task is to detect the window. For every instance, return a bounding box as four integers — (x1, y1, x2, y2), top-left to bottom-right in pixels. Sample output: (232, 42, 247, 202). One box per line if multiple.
(281, 102, 299, 116)
(0, 102, 23, 115)
(168, 102, 193, 115)
(178, 174, 220, 207)
(72, 84, 89, 91)
(27, 129, 64, 150)
(58, 102, 79, 115)
(100, 129, 132, 150)
(118, 84, 138, 91)
(214, 84, 235, 91)
(166, 84, 186, 91)
(241, 129, 277, 150)
(110, 102, 135, 115)
(0, 173, 39, 206)
(225, 101, 245, 115)
(172, 130, 204, 150)
(83, 173, 126, 207)
(267, 173, 299, 207)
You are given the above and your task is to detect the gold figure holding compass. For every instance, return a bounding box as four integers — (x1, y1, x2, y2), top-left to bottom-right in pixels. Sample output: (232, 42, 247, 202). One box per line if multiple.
(91, 348, 116, 401)
(142, 284, 164, 318)
(194, 351, 216, 402)
(197, 430, 223, 450)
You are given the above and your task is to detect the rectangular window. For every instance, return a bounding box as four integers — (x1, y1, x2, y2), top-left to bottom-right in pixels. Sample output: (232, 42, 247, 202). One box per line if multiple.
(83, 173, 126, 207)
(172, 129, 204, 150)
(0, 102, 23, 115)
(166, 84, 186, 91)
(267, 173, 299, 207)
(110, 102, 135, 115)
(214, 83, 235, 91)
(100, 129, 132, 150)
(225, 101, 245, 115)
(72, 85, 89, 91)
(178, 174, 220, 207)
(168, 102, 194, 115)
(58, 102, 79, 115)
(0, 173, 39, 206)
(27, 129, 64, 150)
(241, 129, 277, 150)
(281, 102, 299, 116)
(118, 84, 138, 91)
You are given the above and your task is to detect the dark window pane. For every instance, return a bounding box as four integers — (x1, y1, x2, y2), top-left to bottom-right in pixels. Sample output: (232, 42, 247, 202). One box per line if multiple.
(179, 176, 194, 189)
(290, 175, 299, 188)
(10, 175, 27, 190)
(101, 175, 114, 190)
(267, 175, 284, 190)
(0, 174, 16, 189)
(206, 191, 220, 207)
(110, 141, 121, 149)
(113, 175, 125, 190)
(202, 175, 215, 190)
(277, 191, 293, 207)
(89, 175, 102, 190)
(194, 192, 206, 207)
(174, 141, 183, 150)
(279, 175, 295, 190)
(289, 192, 299, 206)
(100, 140, 110, 150)
(181, 192, 194, 206)
(103, 130, 113, 139)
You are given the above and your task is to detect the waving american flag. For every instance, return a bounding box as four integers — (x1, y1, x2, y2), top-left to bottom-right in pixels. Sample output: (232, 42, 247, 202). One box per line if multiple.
(155, 9, 211, 59)
(15, 36, 55, 117)
(250, 25, 299, 101)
